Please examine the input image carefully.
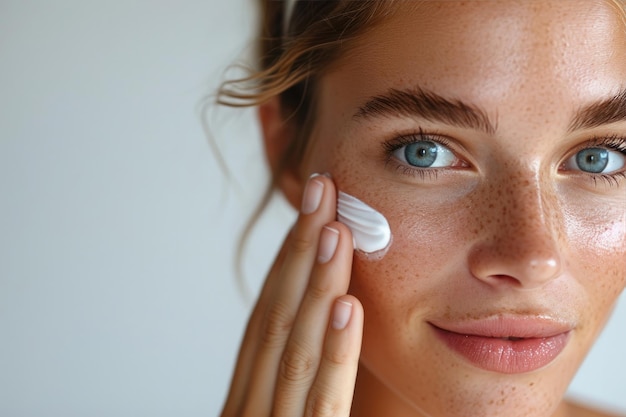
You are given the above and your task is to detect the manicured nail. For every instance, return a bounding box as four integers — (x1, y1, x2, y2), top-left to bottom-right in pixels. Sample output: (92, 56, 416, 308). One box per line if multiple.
(317, 226, 339, 264)
(332, 299, 353, 330)
(301, 174, 324, 215)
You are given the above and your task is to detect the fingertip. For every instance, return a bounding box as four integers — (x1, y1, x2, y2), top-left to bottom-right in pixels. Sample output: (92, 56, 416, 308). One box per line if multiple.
(299, 172, 337, 218)
(331, 298, 354, 330)
(317, 225, 341, 264)
(291, 174, 337, 242)
(326, 221, 354, 251)
(315, 221, 354, 265)
(331, 295, 363, 331)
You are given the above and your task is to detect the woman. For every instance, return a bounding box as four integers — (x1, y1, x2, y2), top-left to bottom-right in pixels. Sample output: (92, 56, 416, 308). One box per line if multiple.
(217, 1, 626, 416)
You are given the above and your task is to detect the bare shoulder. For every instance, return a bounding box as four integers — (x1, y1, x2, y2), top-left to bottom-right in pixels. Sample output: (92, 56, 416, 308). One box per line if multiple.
(565, 399, 626, 417)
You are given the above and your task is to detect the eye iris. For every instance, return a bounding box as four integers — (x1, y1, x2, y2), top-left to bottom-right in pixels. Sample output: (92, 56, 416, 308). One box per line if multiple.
(405, 141, 438, 167)
(576, 148, 609, 173)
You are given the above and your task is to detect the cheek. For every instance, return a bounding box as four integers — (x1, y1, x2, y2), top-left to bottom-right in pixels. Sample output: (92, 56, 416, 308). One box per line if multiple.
(565, 196, 626, 282)
(347, 195, 474, 314)
(564, 203, 626, 315)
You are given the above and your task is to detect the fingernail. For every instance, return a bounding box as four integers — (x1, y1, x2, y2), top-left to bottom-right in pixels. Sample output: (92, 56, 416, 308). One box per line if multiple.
(317, 226, 339, 264)
(332, 299, 353, 330)
(301, 174, 324, 215)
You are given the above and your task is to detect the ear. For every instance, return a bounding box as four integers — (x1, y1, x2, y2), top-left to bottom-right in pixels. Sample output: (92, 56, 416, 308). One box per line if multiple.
(258, 97, 303, 210)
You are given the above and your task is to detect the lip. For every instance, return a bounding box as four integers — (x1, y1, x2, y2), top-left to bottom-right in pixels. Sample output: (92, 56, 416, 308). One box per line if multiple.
(429, 316, 573, 374)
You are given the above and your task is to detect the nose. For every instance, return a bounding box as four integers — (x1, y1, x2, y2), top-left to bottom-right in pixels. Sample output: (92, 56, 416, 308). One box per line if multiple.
(467, 175, 564, 291)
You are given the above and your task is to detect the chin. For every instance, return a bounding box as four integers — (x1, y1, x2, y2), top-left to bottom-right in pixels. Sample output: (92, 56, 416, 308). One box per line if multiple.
(359, 345, 580, 417)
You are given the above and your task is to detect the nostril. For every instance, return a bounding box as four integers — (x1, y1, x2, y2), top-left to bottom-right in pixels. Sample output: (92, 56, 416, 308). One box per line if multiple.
(487, 274, 522, 287)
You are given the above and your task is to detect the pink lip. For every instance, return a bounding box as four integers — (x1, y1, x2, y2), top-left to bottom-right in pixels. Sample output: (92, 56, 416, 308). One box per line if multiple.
(429, 316, 572, 374)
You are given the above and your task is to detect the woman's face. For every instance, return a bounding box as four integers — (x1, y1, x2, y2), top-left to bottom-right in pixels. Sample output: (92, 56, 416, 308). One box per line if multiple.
(297, 1, 626, 416)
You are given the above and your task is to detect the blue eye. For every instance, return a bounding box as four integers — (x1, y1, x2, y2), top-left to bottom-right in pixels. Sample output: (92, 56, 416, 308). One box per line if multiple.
(564, 147, 625, 174)
(392, 140, 456, 168)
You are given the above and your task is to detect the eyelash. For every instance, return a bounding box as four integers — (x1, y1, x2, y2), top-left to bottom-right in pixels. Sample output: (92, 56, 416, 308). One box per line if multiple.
(382, 131, 626, 186)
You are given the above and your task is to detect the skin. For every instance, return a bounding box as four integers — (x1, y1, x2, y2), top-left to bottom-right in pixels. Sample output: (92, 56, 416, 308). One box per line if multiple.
(221, 1, 626, 417)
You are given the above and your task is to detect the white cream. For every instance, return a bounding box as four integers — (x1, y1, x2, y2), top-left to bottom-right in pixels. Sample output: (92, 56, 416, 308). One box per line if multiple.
(337, 191, 391, 254)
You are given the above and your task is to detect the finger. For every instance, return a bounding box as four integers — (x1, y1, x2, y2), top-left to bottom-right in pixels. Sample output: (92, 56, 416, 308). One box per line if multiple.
(220, 226, 291, 416)
(306, 295, 364, 417)
(239, 174, 339, 416)
(272, 221, 354, 417)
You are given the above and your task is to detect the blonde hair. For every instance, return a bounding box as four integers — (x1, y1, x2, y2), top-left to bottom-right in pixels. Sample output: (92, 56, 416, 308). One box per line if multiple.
(219, 1, 394, 181)
(217, 1, 394, 293)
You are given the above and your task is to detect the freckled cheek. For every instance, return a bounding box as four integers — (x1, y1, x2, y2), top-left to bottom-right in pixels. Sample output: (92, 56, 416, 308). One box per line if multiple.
(348, 202, 475, 310)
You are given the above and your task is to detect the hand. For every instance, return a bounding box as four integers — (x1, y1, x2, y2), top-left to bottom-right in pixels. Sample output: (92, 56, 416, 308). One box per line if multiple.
(220, 174, 363, 417)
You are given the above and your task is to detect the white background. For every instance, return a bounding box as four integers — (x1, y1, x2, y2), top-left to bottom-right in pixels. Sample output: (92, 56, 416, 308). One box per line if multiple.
(0, 1, 625, 416)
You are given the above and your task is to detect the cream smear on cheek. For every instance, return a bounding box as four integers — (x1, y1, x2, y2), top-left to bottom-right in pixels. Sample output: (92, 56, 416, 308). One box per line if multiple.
(337, 191, 392, 258)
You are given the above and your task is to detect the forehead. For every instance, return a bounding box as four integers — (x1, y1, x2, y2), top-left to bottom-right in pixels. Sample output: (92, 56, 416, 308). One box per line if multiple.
(325, 0, 626, 110)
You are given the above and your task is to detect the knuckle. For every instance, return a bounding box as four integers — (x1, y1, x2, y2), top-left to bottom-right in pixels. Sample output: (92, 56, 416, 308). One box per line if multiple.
(289, 233, 314, 255)
(261, 302, 293, 348)
(306, 278, 331, 302)
(306, 393, 341, 417)
(279, 346, 316, 384)
(323, 344, 350, 368)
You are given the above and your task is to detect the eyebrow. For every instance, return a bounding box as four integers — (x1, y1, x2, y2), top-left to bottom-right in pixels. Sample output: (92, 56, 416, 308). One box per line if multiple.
(353, 87, 497, 135)
(568, 88, 626, 132)
(354, 87, 626, 135)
